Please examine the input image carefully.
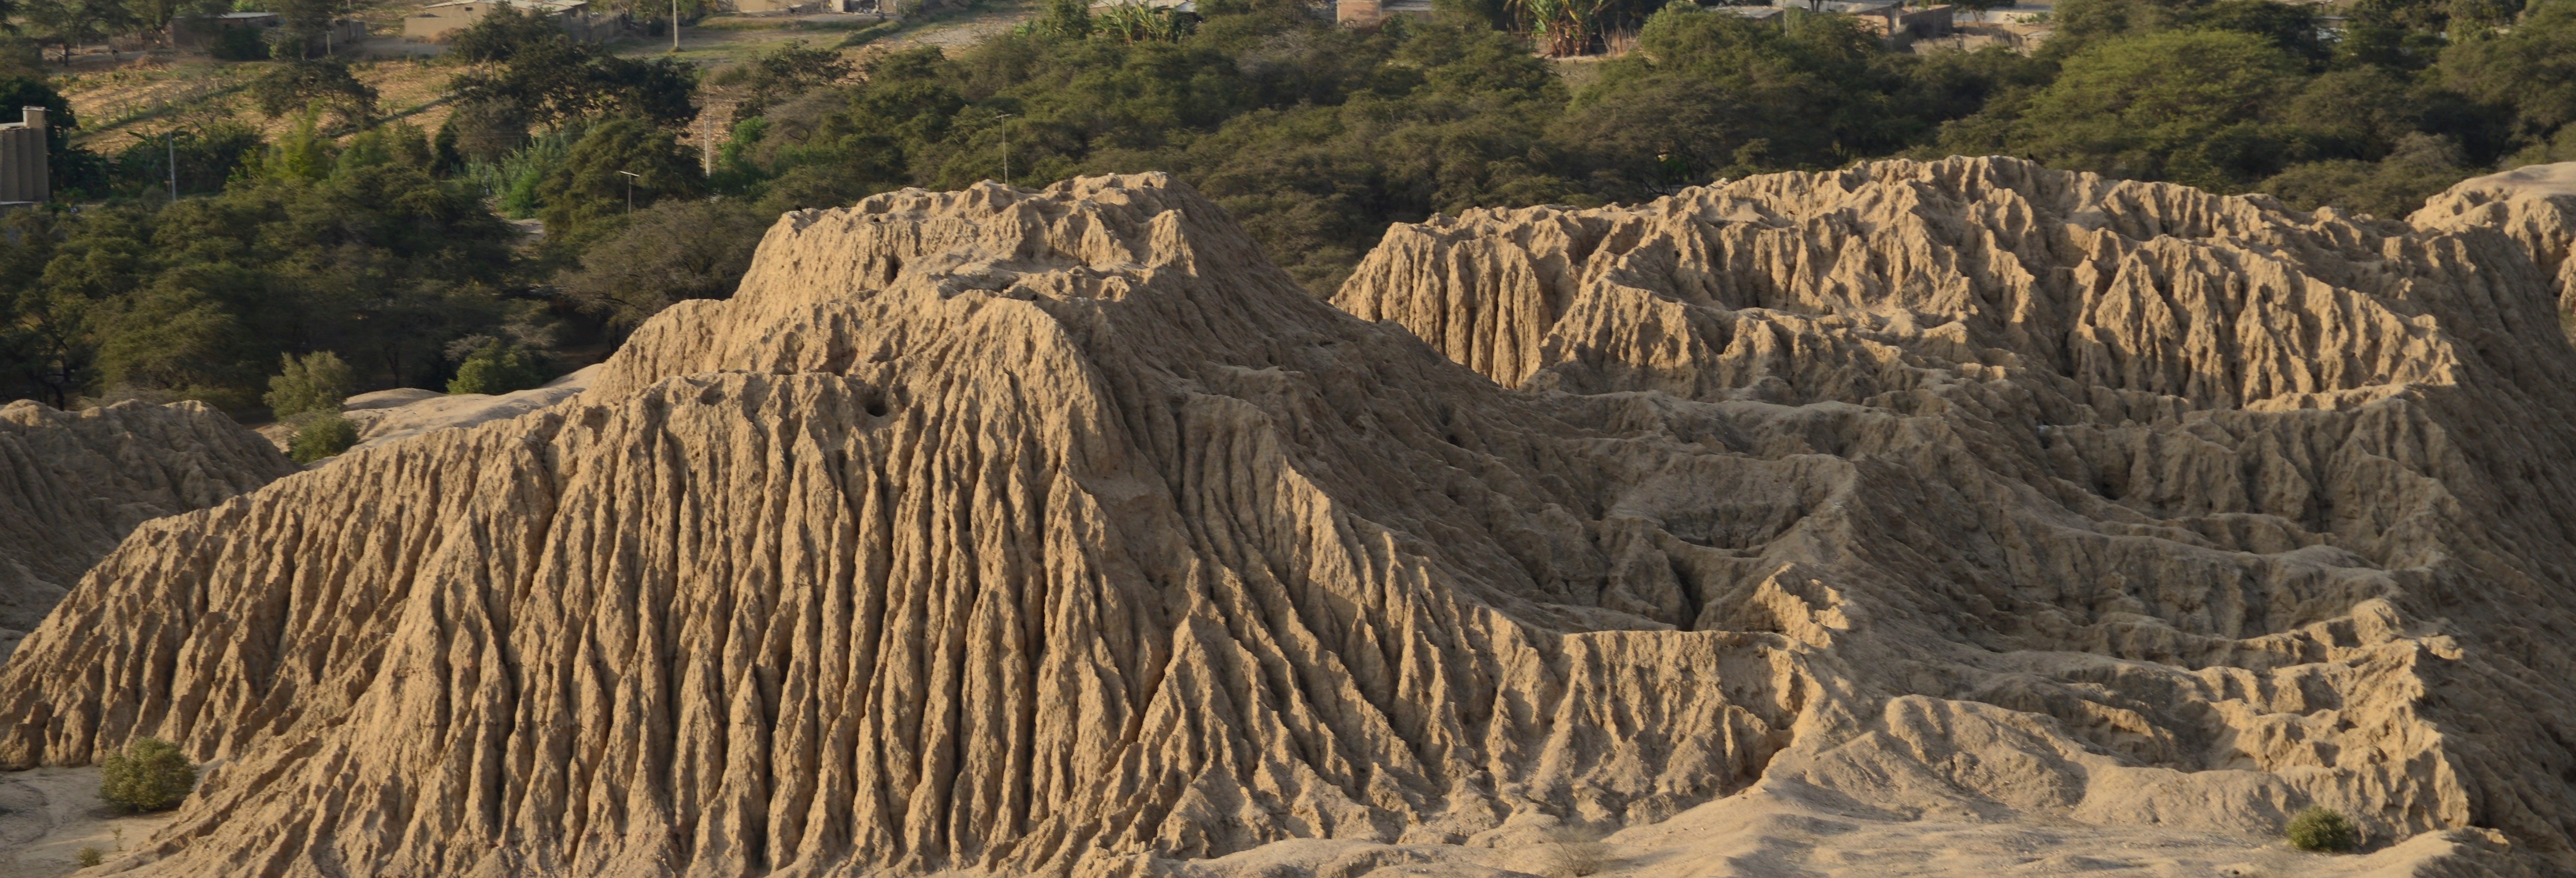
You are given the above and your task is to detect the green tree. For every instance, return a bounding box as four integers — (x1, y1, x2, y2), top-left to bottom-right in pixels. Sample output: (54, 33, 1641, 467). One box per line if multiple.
(92, 281, 244, 403)
(286, 411, 356, 462)
(2260, 132, 2469, 218)
(1026, 0, 1093, 39)
(534, 116, 705, 248)
(557, 198, 767, 328)
(0, 37, 45, 80)
(2003, 30, 2303, 189)
(249, 60, 379, 130)
(446, 8, 699, 128)
(446, 338, 547, 395)
(253, 110, 336, 181)
(110, 121, 265, 198)
(263, 350, 352, 417)
(18, 0, 134, 64)
(445, 3, 566, 62)
(98, 737, 196, 813)
(710, 39, 854, 124)
(269, 0, 334, 57)
(2439, 0, 2576, 143)
(435, 99, 534, 165)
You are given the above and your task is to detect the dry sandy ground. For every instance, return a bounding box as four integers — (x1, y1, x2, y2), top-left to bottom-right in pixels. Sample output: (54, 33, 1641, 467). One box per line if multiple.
(0, 768, 177, 878)
(0, 776, 2500, 878)
(1175, 789, 2493, 878)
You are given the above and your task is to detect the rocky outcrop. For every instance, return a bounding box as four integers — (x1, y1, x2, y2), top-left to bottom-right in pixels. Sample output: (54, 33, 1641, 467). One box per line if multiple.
(4, 159, 2575, 878)
(2412, 162, 2576, 322)
(0, 400, 297, 659)
(1334, 157, 2576, 872)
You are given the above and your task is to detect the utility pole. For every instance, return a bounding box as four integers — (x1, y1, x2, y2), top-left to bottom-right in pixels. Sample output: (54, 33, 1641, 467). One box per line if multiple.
(671, 0, 681, 53)
(167, 130, 177, 201)
(996, 113, 1015, 187)
(618, 170, 639, 213)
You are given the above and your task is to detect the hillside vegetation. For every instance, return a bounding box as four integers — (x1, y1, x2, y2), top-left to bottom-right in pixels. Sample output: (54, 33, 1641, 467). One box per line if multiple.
(2, 0, 2574, 409)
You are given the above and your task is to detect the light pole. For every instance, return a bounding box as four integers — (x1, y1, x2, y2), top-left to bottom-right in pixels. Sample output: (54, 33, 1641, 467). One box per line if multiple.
(618, 170, 640, 213)
(996, 112, 1015, 187)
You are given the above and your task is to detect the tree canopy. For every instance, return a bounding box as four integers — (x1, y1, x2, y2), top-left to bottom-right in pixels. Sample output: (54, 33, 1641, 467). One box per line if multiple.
(9, 0, 2576, 410)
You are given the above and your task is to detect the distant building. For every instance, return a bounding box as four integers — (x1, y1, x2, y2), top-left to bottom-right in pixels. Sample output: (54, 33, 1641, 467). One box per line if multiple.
(0, 107, 46, 208)
(1852, 3, 1953, 44)
(733, 0, 828, 12)
(1338, 0, 1429, 25)
(404, 0, 606, 42)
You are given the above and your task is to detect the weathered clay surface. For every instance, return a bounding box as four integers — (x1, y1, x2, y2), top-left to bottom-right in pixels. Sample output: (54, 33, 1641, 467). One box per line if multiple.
(2412, 162, 2576, 320)
(2, 160, 2573, 877)
(1333, 156, 2576, 875)
(0, 400, 296, 659)
(339, 364, 601, 452)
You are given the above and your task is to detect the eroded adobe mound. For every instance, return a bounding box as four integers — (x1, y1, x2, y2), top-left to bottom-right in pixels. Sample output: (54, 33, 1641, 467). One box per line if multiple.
(1337, 156, 2576, 873)
(0, 400, 297, 658)
(1, 160, 2572, 877)
(2412, 162, 2576, 324)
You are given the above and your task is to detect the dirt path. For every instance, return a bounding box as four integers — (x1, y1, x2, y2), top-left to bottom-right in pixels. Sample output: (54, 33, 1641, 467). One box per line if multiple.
(0, 768, 178, 878)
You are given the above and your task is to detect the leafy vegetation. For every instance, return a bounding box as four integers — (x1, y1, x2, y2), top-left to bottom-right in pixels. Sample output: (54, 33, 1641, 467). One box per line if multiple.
(263, 350, 351, 418)
(445, 336, 549, 394)
(6, 0, 2576, 411)
(2287, 806, 2360, 852)
(98, 736, 196, 813)
(286, 409, 357, 461)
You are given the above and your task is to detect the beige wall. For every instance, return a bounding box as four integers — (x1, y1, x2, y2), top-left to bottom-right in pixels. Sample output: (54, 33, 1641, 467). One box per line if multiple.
(0, 109, 47, 205)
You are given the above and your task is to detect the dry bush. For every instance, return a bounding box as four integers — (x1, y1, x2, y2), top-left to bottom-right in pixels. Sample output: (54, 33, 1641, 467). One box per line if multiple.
(2287, 806, 2358, 853)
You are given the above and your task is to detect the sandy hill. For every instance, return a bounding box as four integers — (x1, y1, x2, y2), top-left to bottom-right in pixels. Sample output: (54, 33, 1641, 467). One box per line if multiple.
(0, 400, 298, 660)
(1, 160, 2573, 877)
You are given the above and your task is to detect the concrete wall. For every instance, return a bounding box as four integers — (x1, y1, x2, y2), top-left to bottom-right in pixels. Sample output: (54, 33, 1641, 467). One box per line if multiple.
(0, 107, 45, 205)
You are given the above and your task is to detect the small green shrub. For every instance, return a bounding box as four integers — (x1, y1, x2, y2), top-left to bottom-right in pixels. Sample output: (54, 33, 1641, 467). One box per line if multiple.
(74, 846, 103, 867)
(447, 340, 549, 396)
(263, 351, 353, 420)
(2287, 806, 2357, 852)
(286, 411, 360, 464)
(98, 737, 197, 813)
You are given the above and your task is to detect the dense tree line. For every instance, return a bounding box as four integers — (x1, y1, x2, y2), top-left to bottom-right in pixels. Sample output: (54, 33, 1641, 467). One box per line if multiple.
(4, 0, 2576, 410)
